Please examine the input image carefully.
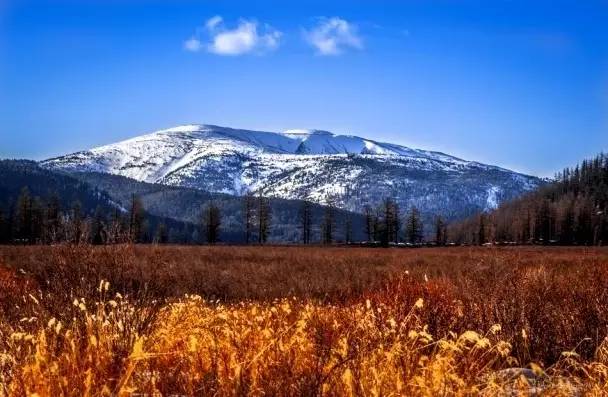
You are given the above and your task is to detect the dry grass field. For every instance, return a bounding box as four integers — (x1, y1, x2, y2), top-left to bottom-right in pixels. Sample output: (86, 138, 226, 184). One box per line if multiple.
(1, 245, 608, 395)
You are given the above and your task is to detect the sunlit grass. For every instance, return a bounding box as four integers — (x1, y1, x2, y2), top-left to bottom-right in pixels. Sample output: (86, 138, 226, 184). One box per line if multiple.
(2, 246, 608, 395)
(3, 287, 608, 395)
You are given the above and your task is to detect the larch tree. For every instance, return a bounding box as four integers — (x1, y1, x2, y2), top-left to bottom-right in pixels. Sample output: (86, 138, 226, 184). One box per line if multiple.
(434, 216, 446, 246)
(299, 200, 312, 244)
(257, 194, 271, 244)
(363, 205, 374, 242)
(202, 202, 221, 244)
(344, 215, 353, 244)
(70, 201, 84, 245)
(91, 206, 106, 245)
(321, 198, 336, 245)
(243, 192, 256, 244)
(405, 206, 423, 244)
(45, 193, 61, 244)
(15, 187, 32, 243)
(0, 209, 6, 243)
(128, 194, 145, 243)
(155, 222, 169, 244)
(478, 213, 486, 245)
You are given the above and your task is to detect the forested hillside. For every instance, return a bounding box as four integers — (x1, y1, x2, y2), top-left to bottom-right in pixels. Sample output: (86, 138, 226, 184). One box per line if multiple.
(0, 160, 114, 213)
(0, 161, 369, 244)
(72, 172, 367, 243)
(449, 153, 608, 245)
(0, 160, 192, 244)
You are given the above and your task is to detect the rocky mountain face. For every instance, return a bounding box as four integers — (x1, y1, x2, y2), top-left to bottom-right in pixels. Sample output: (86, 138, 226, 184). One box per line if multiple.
(42, 124, 542, 221)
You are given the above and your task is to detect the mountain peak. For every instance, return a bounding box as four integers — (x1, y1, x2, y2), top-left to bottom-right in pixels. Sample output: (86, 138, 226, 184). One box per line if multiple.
(283, 129, 334, 136)
(156, 124, 204, 134)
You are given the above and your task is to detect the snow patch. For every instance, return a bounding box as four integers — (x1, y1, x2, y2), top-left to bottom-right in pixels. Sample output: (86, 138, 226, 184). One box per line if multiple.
(485, 186, 501, 210)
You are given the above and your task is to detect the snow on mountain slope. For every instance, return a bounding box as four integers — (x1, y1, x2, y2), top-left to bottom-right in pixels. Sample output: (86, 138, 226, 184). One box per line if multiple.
(42, 124, 542, 220)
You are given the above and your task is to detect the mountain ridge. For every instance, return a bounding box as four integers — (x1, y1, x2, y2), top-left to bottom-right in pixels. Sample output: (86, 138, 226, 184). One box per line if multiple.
(42, 123, 543, 221)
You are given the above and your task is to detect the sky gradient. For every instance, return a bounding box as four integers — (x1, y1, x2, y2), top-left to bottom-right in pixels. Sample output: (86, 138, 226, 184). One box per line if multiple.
(1, 0, 607, 177)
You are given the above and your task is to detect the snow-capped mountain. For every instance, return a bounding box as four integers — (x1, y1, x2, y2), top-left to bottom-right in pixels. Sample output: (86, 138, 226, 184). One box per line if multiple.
(42, 124, 542, 220)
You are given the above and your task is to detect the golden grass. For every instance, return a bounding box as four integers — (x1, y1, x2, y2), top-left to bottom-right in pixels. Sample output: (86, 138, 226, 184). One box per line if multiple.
(4, 291, 608, 396)
(2, 246, 608, 395)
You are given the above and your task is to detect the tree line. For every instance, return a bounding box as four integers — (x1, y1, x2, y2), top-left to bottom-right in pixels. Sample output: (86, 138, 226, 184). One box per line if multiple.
(0, 187, 282, 245)
(0, 188, 155, 245)
(0, 186, 433, 246)
(299, 196, 430, 246)
(449, 153, 608, 246)
(6, 153, 605, 247)
(212, 193, 429, 246)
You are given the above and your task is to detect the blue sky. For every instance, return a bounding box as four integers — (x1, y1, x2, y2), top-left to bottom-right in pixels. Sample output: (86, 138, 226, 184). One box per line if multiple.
(1, 0, 607, 176)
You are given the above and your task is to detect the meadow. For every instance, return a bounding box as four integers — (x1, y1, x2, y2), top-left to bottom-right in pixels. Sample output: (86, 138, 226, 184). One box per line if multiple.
(1, 245, 608, 395)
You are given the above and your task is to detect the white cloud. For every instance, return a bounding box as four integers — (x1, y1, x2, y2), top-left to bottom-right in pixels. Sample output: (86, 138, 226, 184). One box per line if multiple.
(183, 38, 202, 52)
(205, 15, 223, 31)
(304, 17, 363, 55)
(184, 16, 282, 56)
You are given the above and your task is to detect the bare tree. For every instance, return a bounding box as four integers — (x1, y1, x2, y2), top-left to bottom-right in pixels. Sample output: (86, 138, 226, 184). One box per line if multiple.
(344, 215, 353, 244)
(202, 202, 221, 244)
(44, 193, 61, 244)
(128, 194, 145, 243)
(108, 208, 127, 244)
(478, 213, 486, 245)
(364, 205, 374, 242)
(257, 194, 271, 244)
(381, 198, 400, 246)
(71, 201, 84, 245)
(243, 191, 255, 244)
(406, 206, 423, 244)
(91, 206, 106, 245)
(299, 200, 313, 244)
(321, 197, 336, 245)
(155, 222, 169, 244)
(434, 216, 446, 246)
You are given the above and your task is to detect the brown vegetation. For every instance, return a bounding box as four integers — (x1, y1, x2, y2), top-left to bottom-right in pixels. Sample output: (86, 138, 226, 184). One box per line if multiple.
(1, 245, 608, 395)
